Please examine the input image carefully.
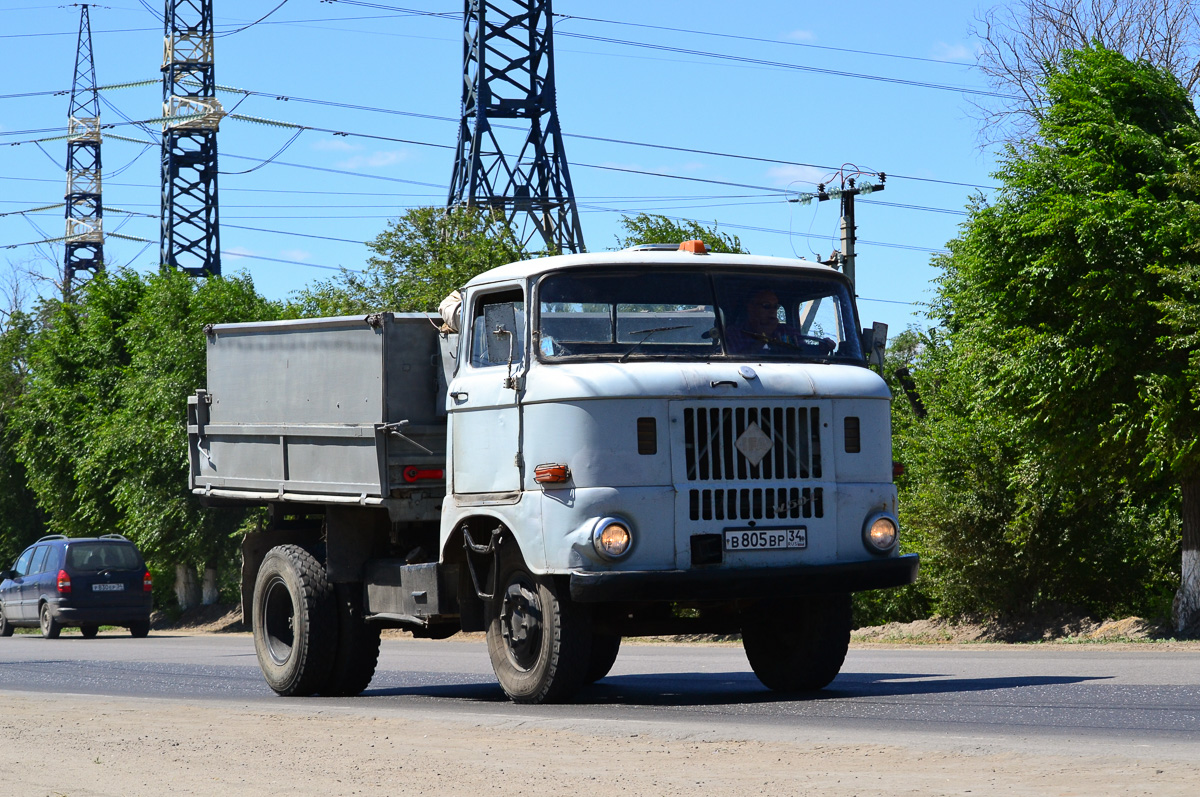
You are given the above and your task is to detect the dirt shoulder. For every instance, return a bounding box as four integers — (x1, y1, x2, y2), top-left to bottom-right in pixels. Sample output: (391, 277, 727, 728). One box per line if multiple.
(1, 690, 1197, 797)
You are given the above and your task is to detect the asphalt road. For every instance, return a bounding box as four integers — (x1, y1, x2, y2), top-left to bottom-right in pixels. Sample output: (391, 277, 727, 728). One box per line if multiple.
(2, 631, 1199, 759)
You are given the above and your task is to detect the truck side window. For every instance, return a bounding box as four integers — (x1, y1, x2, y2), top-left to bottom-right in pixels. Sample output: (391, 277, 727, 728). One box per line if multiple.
(471, 291, 525, 368)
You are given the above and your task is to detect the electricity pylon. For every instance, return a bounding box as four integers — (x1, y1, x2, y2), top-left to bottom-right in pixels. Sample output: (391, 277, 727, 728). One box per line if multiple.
(448, 0, 585, 254)
(160, 0, 223, 276)
(64, 4, 104, 294)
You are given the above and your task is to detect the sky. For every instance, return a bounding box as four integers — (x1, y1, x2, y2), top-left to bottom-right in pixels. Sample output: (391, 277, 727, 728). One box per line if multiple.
(0, 0, 1004, 335)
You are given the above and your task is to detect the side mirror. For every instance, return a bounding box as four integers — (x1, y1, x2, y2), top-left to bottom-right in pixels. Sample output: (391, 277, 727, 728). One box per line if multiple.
(0, 569, 15, 582)
(860, 322, 888, 368)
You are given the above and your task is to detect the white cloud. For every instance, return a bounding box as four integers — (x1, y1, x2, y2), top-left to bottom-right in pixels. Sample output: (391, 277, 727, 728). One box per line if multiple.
(280, 249, 312, 261)
(931, 41, 976, 62)
(312, 138, 360, 152)
(785, 29, 816, 42)
(223, 246, 254, 260)
(766, 164, 829, 188)
(335, 150, 409, 170)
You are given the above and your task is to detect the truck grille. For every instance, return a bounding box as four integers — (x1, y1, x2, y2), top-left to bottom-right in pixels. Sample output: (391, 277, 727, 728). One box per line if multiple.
(688, 486, 823, 521)
(682, 404, 822, 482)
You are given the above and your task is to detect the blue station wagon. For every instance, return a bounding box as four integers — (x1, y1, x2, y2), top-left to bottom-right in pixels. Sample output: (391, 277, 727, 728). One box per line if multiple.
(0, 534, 153, 638)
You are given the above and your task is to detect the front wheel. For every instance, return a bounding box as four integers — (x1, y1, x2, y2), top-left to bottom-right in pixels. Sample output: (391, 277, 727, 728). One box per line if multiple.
(253, 545, 336, 696)
(39, 602, 61, 639)
(486, 554, 592, 704)
(587, 634, 621, 683)
(741, 592, 851, 692)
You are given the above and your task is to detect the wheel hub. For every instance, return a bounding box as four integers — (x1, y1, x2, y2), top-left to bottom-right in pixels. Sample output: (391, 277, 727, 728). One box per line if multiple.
(262, 576, 296, 665)
(500, 579, 543, 671)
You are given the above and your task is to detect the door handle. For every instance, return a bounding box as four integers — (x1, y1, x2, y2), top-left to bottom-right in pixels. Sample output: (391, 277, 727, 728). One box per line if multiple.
(710, 380, 738, 388)
(450, 390, 469, 401)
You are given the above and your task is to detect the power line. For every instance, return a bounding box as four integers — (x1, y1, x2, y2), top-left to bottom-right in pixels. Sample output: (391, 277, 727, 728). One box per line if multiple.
(324, 0, 1006, 98)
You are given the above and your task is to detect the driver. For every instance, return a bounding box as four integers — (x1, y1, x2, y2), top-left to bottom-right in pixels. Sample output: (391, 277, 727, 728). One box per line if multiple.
(725, 289, 833, 355)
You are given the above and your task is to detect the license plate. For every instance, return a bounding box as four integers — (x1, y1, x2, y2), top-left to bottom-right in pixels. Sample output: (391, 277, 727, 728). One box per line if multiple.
(92, 583, 124, 592)
(723, 527, 807, 551)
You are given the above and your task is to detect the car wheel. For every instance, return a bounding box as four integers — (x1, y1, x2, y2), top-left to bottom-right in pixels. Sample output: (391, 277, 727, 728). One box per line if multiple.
(40, 602, 62, 639)
(128, 620, 150, 638)
(485, 549, 591, 704)
(587, 633, 622, 683)
(80, 624, 100, 639)
(0, 607, 13, 637)
(741, 592, 851, 692)
(252, 544, 336, 697)
(319, 582, 382, 697)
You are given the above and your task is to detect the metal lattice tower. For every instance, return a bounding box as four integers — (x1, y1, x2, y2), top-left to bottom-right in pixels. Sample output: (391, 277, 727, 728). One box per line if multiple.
(160, 0, 223, 276)
(448, 0, 585, 253)
(64, 4, 104, 293)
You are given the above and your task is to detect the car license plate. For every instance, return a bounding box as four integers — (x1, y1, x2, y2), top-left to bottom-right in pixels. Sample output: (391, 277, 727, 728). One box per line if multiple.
(92, 583, 124, 592)
(723, 527, 807, 551)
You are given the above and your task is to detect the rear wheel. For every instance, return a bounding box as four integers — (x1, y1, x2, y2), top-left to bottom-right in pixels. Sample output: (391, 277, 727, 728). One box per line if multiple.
(39, 602, 61, 639)
(0, 608, 13, 637)
(320, 583, 381, 697)
(128, 620, 150, 638)
(253, 545, 336, 696)
(80, 624, 99, 639)
(486, 552, 591, 704)
(741, 592, 851, 692)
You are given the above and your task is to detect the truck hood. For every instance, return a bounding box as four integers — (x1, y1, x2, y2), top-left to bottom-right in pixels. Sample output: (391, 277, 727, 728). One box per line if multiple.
(520, 360, 891, 404)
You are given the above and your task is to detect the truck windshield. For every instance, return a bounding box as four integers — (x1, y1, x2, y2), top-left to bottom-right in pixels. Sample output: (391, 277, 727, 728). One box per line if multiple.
(536, 268, 862, 362)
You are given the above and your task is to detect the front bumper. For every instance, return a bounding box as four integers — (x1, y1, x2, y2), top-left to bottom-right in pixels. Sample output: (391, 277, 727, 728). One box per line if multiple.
(569, 553, 918, 603)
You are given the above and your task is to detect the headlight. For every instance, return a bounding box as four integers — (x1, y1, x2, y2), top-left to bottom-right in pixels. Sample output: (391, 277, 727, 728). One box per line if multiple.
(592, 517, 633, 560)
(863, 513, 898, 554)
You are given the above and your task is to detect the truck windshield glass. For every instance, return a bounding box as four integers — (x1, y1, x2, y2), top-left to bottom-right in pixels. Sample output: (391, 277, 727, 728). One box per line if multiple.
(537, 268, 861, 362)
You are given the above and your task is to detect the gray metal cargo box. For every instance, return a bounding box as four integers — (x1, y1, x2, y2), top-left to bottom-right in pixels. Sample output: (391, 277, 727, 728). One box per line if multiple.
(188, 313, 452, 518)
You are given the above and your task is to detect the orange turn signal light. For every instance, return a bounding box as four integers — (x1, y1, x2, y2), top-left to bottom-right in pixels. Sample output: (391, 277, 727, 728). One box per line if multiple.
(534, 463, 571, 484)
(678, 239, 708, 254)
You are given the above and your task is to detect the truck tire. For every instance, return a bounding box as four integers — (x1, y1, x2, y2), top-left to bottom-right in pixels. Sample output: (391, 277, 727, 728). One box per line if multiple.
(40, 602, 62, 639)
(741, 592, 851, 692)
(486, 554, 592, 704)
(587, 634, 621, 683)
(320, 583, 381, 697)
(253, 545, 337, 697)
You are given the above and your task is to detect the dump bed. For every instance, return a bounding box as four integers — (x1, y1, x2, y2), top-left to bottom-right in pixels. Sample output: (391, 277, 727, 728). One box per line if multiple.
(187, 313, 453, 519)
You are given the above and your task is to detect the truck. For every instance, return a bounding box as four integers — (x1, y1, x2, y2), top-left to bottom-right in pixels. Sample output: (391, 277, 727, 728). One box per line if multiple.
(187, 242, 918, 703)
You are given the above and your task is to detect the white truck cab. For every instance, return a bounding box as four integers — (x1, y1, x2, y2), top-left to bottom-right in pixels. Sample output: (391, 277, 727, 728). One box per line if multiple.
(188, 242, 916, 703)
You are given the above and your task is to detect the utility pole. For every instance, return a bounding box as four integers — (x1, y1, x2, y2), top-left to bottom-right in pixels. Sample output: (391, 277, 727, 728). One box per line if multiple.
(161, 0, 223, 276)
(63, 4, 104, 295)
(791, 170, 885, 293)
(448, 0, 585, 254)
(837, 174, 887, 290)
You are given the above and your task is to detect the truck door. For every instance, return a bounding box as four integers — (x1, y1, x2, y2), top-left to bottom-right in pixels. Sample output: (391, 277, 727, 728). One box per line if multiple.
(448, 288, 525, 494)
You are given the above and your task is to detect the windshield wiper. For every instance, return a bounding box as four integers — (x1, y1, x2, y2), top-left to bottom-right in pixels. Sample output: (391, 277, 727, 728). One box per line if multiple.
(619, 325, 690, 362)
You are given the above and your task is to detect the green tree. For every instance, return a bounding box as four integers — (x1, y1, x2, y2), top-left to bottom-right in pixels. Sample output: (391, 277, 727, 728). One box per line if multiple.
(920, 45, 1200, 627)
(293, 206, 525, 315)
(614, 213, 747, 253)
(0, 309, 44, 566)
(15, 268, 281, 610)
